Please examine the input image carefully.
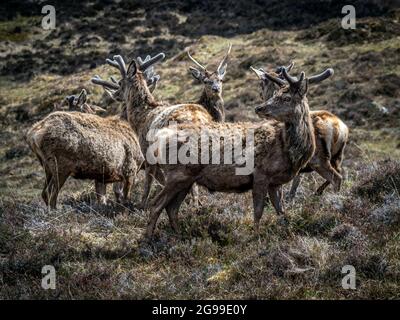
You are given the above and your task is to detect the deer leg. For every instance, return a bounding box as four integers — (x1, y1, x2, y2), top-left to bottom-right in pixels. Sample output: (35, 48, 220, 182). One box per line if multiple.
(123, 176, 135, 203)
(145, 187, 179, 240)
(113, 182, 124, 203)
(287, 174, 302, 201)
(165, 186, 192, 234)
(268, 185, 285, 215)
(314, 161, 342, 195)
(145, 175, 192, 239)
(48, 171, 69, 210)
(252, 181, 268, 233)
(140, 165, 154, 209)
(189, 184, 202, 207)
(41, 167, 53, 206)
(95, 181, 107, 205)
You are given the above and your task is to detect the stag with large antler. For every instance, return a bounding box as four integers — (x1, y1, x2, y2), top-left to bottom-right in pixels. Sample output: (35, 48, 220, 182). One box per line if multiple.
(251, 63, 348, 200)
(91, 52, 225, 210)
(140, 66, 324, 238)
(25, 55, 161, 209)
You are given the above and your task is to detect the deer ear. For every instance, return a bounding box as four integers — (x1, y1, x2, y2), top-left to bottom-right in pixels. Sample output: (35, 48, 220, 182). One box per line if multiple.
(298, 77, 308, 97)
(127, 60, 138, 78)
(250, 66, 265, 80)
(189, 67, 204, 81)
(218, 63, 228, 80)
(77, 89, 87, 106)
(66, 95, 75, 108)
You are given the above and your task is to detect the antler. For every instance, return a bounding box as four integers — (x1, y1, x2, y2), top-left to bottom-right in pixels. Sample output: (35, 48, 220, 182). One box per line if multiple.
(282, 67, 304, 85)
(138, 54, 161, 91)
(138, 53, 165, 72)
(106, 55, 127, 79)
(217, 43, 232, 76)
(308, 68, 334, 84)
(187, 51, 207, 71)
(91, 75, 120, 91)
(258, 68, 286, 87)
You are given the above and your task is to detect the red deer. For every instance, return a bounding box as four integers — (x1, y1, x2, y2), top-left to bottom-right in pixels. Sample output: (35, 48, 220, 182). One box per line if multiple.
(251, 63, 348, 199)
(142, 67, 329, 238)
(91, 52, 225, 209)
(25, 56, 161, 209)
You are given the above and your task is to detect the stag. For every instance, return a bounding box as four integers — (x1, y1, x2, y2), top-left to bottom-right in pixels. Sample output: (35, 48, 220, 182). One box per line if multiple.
(251, 63, 348, 199)
(54, 89, 106, 114)
(187, 44, 231, 122)
(142, 67, 321, 238)
(91, 53, 220, 209)
(25, 56, 161, 209)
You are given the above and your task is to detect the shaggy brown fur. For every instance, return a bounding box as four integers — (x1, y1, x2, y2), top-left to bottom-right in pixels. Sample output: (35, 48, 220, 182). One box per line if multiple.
(252, 64, 348, 199)
(93, 55, 219, 208)
(143, 69, 316, 238)
(25, 111, 143, 209)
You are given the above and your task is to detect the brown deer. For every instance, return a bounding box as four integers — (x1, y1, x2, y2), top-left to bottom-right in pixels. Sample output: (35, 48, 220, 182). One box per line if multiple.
(187, 44, 231, 122)
(142, 66, 325, 239)
(251, 63, 348, 200)
(54, 89, 107, 114)
(25, 56, 161, 209)
(91, 53, 221, 209)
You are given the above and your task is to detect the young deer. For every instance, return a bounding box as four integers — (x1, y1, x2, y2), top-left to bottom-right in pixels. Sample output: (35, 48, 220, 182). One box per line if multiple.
(53, 89, 106, 114)
(251, 63, 348, 199)
(187, 44, 231, 122)
(142, 67, 321, 239)
(92, 53, 222, 209)
(25, 56, 161, 209)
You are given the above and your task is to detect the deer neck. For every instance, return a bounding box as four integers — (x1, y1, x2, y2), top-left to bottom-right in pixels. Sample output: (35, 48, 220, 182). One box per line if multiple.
(198, 89, 225, 122)
(284, 98, 315, 172)
(126, 81, 160, 134)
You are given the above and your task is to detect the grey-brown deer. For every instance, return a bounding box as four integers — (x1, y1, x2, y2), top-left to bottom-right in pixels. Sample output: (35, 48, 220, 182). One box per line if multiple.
(54, 89, 106, 114)
(187, 44, 231, 122)
(91, 52, 225, 210)
(25, 56, 161, 209)
(142, 66, 321, 239)
(251, 63, 348, 200)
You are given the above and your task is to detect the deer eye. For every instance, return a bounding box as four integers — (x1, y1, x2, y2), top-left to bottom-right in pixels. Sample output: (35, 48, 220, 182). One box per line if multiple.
(283, 96, 291, 102)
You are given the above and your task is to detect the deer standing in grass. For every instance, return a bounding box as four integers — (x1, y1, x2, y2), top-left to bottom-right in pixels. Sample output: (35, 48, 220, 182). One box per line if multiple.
(251, 63, 348, 200)
(25, 56, 160, 209)
(92, 49, 232, 209)
(187, 44, 231, 122)
(142, 67, 323, 238)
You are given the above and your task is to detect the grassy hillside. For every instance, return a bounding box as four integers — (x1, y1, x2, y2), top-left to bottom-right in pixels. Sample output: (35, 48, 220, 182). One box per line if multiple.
(0, 0, 399, 299)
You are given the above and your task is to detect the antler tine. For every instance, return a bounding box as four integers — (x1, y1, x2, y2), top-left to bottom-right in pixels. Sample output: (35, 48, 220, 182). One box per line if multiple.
(281, 66, 298, 85)
(308, 68, 334, 84)
(286, 61, 294, 72)
(263, 70, 286, 87)
(139, 52, 165, 71)
(91, 75, 120, 91)
(217, 43, 232, 74)
(187, 51, 206, 71)
(113, 55, 127, 78)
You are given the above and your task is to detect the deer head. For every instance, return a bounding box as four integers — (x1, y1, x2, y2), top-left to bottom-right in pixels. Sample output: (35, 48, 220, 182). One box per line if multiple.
(255, 67, 309, 121)
(251, 62, 334, 101)
(187, 44, 232, 97)
(91, 53, 164, 102)
(56, 89, 106, 114)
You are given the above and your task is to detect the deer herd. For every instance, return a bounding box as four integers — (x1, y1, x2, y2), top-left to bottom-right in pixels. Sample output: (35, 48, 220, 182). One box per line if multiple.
(25, 44, 349, 239)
